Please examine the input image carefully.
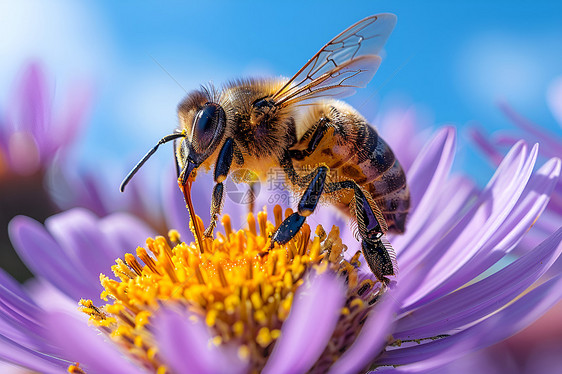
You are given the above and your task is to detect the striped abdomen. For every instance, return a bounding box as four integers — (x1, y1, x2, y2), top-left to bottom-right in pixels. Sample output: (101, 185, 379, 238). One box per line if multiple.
(291, 101, 410, 233)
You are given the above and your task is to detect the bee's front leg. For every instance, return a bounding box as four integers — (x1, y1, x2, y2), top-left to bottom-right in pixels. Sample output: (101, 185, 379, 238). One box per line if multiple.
(204, 138, 234, 237)
(247, 181, 256, 214)
(270, 165, 329, 247)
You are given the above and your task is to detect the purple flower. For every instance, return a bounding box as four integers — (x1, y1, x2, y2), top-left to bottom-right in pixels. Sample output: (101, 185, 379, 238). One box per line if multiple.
(471, 76, 562, 249)
(0, 62, 89, 177)
(469, 76, 562, 373)
(48, 163, 249, 250)
(0, 61, 91, 282)
(1, 127, 561, 373)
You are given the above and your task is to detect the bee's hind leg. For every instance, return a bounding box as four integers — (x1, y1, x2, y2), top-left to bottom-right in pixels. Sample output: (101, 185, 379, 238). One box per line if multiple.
(325, 180, 396, 286)
(270, 165, 329, 248)
(204, 138, 234, 237)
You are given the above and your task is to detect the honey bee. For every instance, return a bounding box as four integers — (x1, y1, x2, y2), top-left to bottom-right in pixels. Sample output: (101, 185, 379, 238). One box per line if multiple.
(121, 14, 409, 285)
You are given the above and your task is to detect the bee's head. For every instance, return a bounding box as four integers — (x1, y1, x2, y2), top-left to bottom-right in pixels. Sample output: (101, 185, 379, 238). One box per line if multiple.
(119, 88, 227, 193)
(177, 90, 227, 182)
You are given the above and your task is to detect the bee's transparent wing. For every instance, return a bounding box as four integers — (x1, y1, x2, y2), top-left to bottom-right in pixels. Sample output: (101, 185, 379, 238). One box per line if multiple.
(272, 13, 396, 106)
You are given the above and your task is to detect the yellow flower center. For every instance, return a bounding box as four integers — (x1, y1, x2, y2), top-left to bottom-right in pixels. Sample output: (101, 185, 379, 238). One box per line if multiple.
(79, 206, 382, 373)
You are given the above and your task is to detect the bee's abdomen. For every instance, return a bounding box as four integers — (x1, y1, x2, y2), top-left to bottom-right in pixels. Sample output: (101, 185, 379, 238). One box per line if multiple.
(337, 124, 410, 233)
(294, 101, 410, 233)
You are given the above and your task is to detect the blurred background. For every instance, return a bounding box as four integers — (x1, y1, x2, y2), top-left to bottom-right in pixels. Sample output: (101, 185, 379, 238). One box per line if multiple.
(1, 0, 561, 372)
(2, 1, 561, 181)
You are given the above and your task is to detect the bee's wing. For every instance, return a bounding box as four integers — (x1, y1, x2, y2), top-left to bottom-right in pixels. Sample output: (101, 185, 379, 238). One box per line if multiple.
(272, 13, 396, 106)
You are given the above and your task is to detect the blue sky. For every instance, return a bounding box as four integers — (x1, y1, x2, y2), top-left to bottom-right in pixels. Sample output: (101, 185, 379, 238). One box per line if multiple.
(2, 1, 561, 185)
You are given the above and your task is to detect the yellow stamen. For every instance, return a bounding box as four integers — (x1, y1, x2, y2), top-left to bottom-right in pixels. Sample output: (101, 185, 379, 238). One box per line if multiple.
(80, 206, 383, 372)
(168, 229, 181, 244)
(68, 363, 86, 374)
(124, 253, 143, 275)
(273, 205, 283, 228)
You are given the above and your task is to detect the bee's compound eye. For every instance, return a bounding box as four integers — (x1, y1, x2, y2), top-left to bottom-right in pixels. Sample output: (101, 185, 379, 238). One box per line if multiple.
(196, 103, 217, 133)
(193, 102, 225, 151)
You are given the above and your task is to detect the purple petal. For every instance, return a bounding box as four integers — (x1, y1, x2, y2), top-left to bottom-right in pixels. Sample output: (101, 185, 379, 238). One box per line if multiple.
(499, 100, 562, 156)
(404, 126, 456, 214)
(443, 157, 561, 285)
(8, 215, 96, 300)
(6, 130, 41, 175)
(378, 346, 518, 374)
(0, 334, 67, 374)
(155, 308, 248, 374)
(264, 271, 345, 374)
(376, 274, 562, 368)
(392, 128, 455, 261)
(0, 292, 42, 343)
(396, 176, 476, 270)
(328, 270, 424, 374)
(0, 269, 46, 349)
(25, 277, 89, 314)
(45, 209, 120, 277)
(473, 273, 562, 345)
(329, 298, 396, 374)
(10, 62, 49, 143)
(403, 142, 537, 308)
(394, 227, 562, 339)
(0, 268, 36, 307)
(3, 62, 90, 169)
(44, 311, 146, 374)
(98, 212, 155, 259)
(40, 209, 155, 301)
(392, 127, 459, 258)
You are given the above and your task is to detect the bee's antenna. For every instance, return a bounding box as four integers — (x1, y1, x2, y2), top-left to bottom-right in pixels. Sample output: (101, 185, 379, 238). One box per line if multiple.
(149, 54, 188, 94)
(120, 132, 186, 192)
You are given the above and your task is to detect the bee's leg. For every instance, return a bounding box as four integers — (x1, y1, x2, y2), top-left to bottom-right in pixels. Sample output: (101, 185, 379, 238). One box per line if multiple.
(173, 138, 183, 178)
(289, 118, 335, 161)
(204, 184, 224, 237)
(247, 181, 256, 214)
(204, 138, 234, 237)
(270, 165, 329, 247)
(325, 180, 395, 285)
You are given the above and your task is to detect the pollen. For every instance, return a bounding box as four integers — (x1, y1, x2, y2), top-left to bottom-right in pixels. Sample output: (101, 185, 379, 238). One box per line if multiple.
(79, 206, 384, 372)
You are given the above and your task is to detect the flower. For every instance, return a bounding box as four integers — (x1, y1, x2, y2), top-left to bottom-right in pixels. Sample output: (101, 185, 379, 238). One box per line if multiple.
(0, 62, 89, 178)
(468, 76, 562, 373)
(47, 164, 229, 240)
(80, 210, 360, 373)
(0, 61, 91, 282)
(1, 127, 561, 373)
(471, 76, 562, 249)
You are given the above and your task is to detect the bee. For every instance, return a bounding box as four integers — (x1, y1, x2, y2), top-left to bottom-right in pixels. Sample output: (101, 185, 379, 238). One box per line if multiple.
(121, 14, 409, 285)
